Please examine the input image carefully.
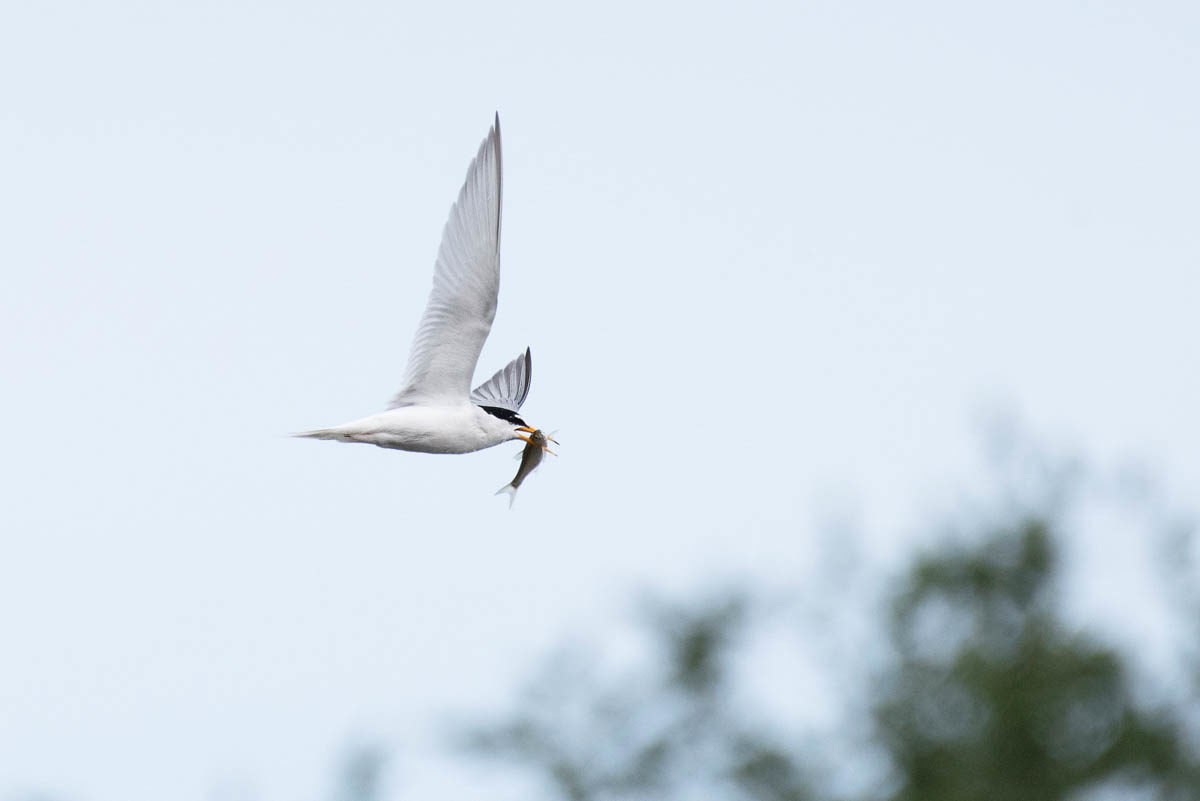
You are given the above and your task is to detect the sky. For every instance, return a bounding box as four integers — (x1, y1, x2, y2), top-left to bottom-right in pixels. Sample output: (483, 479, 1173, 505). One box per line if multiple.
(2, 1, 1199, 800)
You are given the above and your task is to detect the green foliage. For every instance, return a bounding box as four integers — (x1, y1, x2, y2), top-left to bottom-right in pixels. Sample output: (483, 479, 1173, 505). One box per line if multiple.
(461, 592, 815, 801)
(464, 506, 1200, 801)
(876, 518, 1200, 801)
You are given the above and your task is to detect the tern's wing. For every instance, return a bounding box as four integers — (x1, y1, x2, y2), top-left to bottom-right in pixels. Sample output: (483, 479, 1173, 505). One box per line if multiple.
(389, 115, 502, 408)
(471, 347, 532, 413)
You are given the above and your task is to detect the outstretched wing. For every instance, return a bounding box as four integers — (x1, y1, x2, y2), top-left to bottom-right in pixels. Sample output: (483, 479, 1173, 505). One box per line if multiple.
(470, 347, 532, 413)
(389, 114, 502, 408)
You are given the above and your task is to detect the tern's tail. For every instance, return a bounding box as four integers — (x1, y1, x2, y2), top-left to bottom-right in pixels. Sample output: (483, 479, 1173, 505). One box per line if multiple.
(495, 483, 518, 509)
(292, 428, 341, 440)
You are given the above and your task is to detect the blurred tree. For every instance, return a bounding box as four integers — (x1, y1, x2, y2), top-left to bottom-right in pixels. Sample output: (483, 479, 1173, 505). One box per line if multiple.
(331, 744, 387, 801)
(462, 499, 1200, 800)
(461, 592, 816, 801)
(874, 516, 1200, 801)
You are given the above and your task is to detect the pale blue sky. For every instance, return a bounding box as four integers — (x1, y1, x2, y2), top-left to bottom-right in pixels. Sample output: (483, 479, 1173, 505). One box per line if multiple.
(2, 2, 1198, 800)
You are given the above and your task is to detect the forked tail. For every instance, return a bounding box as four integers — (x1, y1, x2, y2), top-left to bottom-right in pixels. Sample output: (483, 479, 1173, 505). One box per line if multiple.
(292, 429, 343, 441)
(495, 484, 518, 509)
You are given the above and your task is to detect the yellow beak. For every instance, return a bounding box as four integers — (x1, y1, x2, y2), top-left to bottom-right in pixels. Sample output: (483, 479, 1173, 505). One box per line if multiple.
(514, 426, 557, 449)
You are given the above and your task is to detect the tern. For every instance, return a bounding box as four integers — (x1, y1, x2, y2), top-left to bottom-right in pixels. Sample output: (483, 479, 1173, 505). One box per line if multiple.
(296, 114, 544, 455)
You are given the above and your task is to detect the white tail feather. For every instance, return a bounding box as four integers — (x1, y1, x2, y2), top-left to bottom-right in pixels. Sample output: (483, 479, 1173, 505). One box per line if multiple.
(293, 429, 342, 440)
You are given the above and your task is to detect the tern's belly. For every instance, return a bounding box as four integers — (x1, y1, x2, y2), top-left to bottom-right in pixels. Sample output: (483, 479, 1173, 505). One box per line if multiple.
(367, 432, 486, 454)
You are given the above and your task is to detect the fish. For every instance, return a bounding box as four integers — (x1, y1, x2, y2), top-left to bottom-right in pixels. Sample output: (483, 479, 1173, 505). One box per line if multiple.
(496, 428, 555, 508)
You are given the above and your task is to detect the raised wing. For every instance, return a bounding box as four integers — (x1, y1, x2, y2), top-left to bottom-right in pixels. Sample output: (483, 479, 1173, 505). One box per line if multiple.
(389, 114, 502, 408)
(470, 347, 532, 413)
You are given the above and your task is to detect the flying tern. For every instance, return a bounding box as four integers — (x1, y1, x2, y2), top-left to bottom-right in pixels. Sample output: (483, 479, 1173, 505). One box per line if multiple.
(296, 114, 547, 457)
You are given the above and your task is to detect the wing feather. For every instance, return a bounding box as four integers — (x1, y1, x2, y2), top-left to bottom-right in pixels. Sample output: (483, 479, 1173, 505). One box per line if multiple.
(389, 114, 502, 408)
(470, 347, 532, 413)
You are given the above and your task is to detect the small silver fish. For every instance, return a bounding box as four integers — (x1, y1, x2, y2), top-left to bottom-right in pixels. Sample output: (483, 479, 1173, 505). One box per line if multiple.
(496, 429, 555, 508)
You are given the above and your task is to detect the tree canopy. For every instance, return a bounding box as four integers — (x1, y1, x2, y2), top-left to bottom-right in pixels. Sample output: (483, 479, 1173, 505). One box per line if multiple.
(463, 483, 1200, 801)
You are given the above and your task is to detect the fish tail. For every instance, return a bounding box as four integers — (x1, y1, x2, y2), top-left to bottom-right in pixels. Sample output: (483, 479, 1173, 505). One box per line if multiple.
(495, 483, 518, 509)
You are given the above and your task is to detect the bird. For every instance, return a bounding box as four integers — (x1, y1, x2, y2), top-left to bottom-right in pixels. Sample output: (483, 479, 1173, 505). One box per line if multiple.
(295, 114, 545, 456)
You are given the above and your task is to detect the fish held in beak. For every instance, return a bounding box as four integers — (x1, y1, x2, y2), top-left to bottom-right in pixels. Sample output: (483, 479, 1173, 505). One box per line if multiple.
(496, 428, 555, 508)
